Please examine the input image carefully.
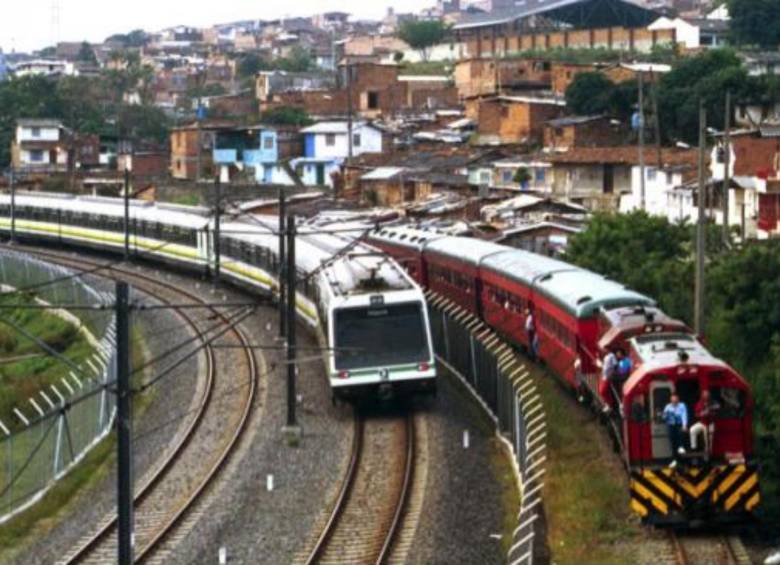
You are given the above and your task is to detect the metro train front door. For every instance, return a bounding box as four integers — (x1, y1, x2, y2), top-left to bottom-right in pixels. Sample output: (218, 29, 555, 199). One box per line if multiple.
(650, 381, 674, 459)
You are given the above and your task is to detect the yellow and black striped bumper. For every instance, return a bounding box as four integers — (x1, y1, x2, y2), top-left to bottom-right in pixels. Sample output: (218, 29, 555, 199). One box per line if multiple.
(630, 464, 759, 524)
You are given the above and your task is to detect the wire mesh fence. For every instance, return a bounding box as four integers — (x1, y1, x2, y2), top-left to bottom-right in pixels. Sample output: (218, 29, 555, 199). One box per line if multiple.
(0, 250, 116, 524)
(426, 291, 547, 565)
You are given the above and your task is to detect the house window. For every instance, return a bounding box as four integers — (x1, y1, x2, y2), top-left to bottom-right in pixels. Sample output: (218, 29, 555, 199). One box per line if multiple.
(31, 127, 41, 138)
(263, 136, 274, 150)
(535, 168, 546, 183)
(367, 91, 379, 110)
(353, 133, 362, 147)
(325, 134, 336, 146)
(647, 168, 657, 181)
(29, 150, 44, 162)
(501, 105, 510, 118)
(479, 171, 491, 184)
(666, 171, 673, 184)
(502, 170, 513, 183)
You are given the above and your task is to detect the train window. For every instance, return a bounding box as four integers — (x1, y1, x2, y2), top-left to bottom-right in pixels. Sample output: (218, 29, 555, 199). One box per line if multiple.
(710, 387, 745, 418)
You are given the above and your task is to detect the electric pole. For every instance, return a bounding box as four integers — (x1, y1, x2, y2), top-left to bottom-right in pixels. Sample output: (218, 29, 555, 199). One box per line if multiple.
(278, 188, 287, 338)
(124, 168, 130, 261)
(286, 215, 297, 428)
(115, 281, 133, 565)
(651, 71, 662, 169)
(9, 166, 16, 245)
(213, 173, 221, 287)
(638, 70, 646, 212)
(346, 62, 354, 162)
(695, 101, 707, 337)
(723, 91, 732, 246)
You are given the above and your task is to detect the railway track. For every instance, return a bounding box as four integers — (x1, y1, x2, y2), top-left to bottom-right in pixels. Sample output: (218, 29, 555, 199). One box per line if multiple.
(306, 411, 415, 565)
(669, 531, 752, 565)
(19, 249, 259, 564)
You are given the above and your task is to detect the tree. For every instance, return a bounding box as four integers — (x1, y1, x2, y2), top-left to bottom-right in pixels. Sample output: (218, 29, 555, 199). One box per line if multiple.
(565, 72, 616, 115)
(260, 106, 313, 127)
(77, 41, 97, 65)
(727, 0, 780, 48)
(237, 53, 269, 78)
(565, 211, 693, 321)
(657, 49, 748, 143)
(397, 20, 448, 62)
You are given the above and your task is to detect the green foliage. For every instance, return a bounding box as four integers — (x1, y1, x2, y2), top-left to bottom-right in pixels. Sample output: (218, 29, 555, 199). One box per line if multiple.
(657, 49, 748, 143)
(397, 20, 448, 61)
(565, 211, 693, 321)
(77, 42, 97, 65)
(513, 167, 532, 185)
(726, 0, 780, 48)
(237, 47, 315, 78)
(260, 106, 313, 127)
(0, 71, 169, 167)
(565, 72, 617, 115)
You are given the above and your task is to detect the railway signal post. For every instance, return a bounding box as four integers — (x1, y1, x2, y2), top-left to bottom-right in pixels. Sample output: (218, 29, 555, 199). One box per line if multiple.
(116, 281, 134, 565)
(278, 189, 287, 339)
(695, 100, 707, 337)
(284, 214, 300, 437)
(213, 174, 222, 287)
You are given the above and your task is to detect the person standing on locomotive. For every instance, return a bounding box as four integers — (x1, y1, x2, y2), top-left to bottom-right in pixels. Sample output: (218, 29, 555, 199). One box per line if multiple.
(600, 349, 618, 413)
(525, 307, 537, 361)
(663, 393, 689, 468)
(690, 389, 718, 458)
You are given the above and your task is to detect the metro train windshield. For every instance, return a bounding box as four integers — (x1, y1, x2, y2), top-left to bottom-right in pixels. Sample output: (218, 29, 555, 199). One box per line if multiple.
(334, 302, 430, 370)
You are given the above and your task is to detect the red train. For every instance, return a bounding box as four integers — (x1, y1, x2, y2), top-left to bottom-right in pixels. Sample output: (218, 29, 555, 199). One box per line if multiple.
(368, 226, 759, 525)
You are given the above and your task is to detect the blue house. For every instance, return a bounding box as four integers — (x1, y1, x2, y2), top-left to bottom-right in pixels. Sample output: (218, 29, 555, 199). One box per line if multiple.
(213, 126, 285, 183)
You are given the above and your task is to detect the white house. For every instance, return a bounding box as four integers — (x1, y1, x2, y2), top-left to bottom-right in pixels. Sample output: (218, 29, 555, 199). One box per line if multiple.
(648, 17, 728, 49)
(12, 59, 76, 78)
(301, 121, 384, 161)
(620, 165, 690, 217)
(11, 119, 69, 171)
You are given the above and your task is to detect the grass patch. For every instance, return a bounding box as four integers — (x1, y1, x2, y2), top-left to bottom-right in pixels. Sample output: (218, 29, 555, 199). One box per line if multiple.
(0, 325, 152, 558)
(168, 193, 202, 207)
(0, 296, 94, 433)
(532, 365, 643, 565)
(399, 60, 453, 76)
(490, 437, 522, 555)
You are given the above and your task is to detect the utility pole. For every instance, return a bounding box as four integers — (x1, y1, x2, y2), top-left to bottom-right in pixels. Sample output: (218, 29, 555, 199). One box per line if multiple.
(278, 188, 287, 338)
(638, 71, 646, 212)
(115, 281, 133, 565)
(9, 167, 16, 245)
(695, 101, 707, 337)
(285, 215, 297, 429)
(123, 168, 130, 261)
(651, 71, 662, 169)
(346, 62, 354, 162)
(722, 91, 732, 246)
(213, 173, 221, 287)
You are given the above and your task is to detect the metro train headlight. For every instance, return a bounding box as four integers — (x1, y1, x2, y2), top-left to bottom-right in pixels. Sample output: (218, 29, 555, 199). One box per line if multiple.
(418, 362, 431, 372)
(338, 370, 350, 379)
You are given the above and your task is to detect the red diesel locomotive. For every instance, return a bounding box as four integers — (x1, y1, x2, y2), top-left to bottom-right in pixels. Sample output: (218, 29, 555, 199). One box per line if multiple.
(368, 226, 759, 525)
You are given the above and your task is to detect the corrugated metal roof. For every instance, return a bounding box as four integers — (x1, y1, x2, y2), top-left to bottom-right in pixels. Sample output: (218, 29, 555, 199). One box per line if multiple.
(361, 167, 406, 180)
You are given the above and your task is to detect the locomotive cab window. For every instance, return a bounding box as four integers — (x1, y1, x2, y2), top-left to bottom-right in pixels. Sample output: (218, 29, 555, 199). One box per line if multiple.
(710, 387, 745, 418)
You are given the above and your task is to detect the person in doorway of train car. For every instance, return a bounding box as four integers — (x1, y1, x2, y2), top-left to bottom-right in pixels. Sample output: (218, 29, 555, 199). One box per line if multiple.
(662, 393, 689, 468)
(599, 349, 618, 413)
(525, 308, 537, 360)
(689, 390, 718, 459)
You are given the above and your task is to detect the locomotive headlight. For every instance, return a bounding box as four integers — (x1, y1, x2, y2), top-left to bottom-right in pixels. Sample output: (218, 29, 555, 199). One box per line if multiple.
(677, 366, 687, 375)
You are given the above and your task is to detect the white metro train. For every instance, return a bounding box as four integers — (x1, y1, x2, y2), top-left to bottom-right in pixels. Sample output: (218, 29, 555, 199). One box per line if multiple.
(0, 193, 437, 399)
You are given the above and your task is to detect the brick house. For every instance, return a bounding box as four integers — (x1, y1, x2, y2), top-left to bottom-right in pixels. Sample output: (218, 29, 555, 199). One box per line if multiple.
(454, 58, 553, 99)
(477, 95, 566, 145)
(170, 123, 225, 180)
(359, 167, 433, 206)
(543, 115, 629, 150)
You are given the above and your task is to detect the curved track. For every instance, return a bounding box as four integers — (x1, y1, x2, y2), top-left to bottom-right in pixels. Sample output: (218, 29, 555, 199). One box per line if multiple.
(306, 411, 415, 565)
(19, 249, 259, 564)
